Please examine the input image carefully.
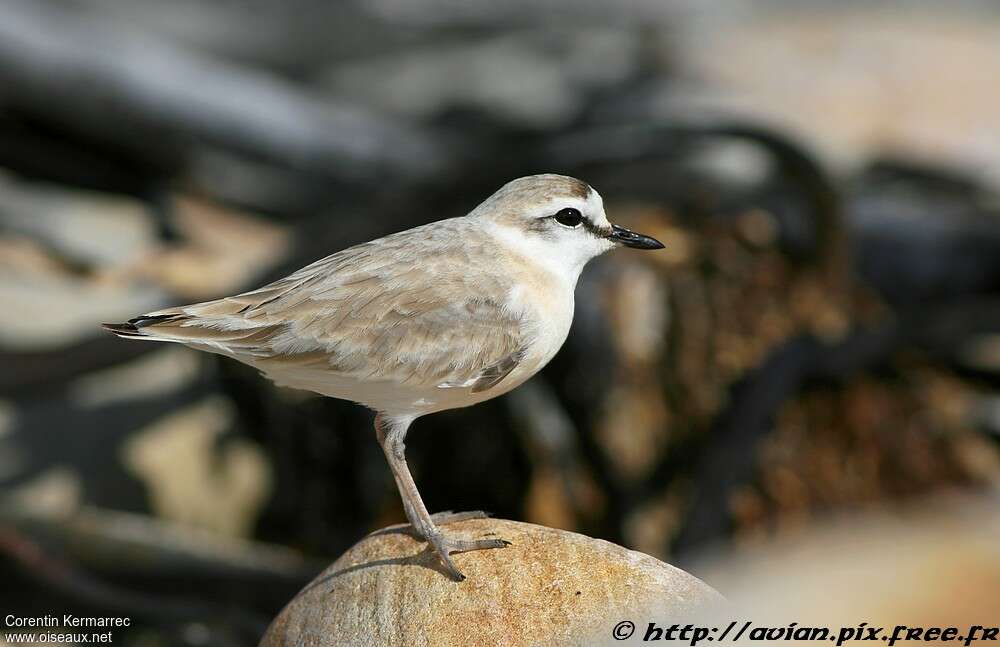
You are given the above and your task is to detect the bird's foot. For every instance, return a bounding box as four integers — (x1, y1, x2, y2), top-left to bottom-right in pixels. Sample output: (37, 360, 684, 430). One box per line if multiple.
(428, 510, 491, 525)
(424, 529, 511, 581)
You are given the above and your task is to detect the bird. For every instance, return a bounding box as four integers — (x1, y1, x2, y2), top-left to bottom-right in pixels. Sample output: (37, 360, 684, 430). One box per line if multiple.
(103, 174, 664, 581)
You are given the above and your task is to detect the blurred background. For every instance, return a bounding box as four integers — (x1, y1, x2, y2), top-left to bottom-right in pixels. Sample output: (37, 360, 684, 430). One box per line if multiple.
(1, 0, 999, 644)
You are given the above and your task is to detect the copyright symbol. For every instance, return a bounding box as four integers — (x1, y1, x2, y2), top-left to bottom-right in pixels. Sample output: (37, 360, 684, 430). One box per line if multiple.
(613, 620, 635, 640)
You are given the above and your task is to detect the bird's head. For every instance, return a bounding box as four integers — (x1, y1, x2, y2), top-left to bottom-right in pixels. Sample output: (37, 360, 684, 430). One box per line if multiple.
(471, 174, 664, 279)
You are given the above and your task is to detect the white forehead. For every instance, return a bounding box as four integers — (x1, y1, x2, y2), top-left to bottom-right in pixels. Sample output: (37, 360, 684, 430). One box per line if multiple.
(552, 186, 607, 226)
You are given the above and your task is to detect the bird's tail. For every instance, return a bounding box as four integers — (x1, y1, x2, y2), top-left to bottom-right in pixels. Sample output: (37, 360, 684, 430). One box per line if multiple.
(100, 313, 190, 341)
(101, 299, 285, 358)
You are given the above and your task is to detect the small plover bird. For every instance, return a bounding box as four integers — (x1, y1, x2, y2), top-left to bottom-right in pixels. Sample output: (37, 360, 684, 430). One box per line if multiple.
(104, 174, 663, 580)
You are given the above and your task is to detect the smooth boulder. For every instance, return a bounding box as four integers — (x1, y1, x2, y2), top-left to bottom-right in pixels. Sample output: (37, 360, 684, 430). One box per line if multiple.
(262, 518, 723, 646)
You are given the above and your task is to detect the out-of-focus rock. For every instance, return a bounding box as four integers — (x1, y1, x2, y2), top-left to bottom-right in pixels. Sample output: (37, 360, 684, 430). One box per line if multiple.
(323, 29, 639, 127)
(261, 518, 722, 647)
(0, 271, 169, 349)
(130, 195, 291, 299)
(0, 174, 168, 348)
(669, 6, 1000, 186)
(122, 396, 272, 537)
(0, 172, 155, 266)
(694, 493, 1000, 626)
(0, 171, 290, 349)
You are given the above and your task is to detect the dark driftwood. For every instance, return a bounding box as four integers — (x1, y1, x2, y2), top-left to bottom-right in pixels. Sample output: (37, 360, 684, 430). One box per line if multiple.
(0, 506, 323, 641)
(0, 0, 451, 185)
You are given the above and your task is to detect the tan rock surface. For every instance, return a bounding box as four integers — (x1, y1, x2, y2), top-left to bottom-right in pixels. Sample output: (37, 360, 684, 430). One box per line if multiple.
(261, 518, 722, 647)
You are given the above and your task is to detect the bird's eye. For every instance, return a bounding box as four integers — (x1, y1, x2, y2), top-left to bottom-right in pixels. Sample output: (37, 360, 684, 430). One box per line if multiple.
(553, 208, 584, 228)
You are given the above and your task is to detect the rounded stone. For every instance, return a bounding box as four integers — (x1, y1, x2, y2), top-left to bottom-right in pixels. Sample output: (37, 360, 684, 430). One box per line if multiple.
(261, 518, 723, 646)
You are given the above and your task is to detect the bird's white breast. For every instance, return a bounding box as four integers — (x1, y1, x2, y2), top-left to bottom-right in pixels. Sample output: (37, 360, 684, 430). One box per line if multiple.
(489, 231, 578, 379)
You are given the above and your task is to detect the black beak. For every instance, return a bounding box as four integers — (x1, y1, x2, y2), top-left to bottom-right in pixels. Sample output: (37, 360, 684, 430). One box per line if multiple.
(608, 224, 665, 250)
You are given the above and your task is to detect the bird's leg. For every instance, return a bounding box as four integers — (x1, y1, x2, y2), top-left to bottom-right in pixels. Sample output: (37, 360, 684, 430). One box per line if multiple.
(374, 414, 509, 581)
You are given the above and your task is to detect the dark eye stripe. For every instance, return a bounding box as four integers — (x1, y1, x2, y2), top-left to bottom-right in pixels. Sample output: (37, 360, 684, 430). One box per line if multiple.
(575, 214, 609, 238)
(579, 218, 607, 237)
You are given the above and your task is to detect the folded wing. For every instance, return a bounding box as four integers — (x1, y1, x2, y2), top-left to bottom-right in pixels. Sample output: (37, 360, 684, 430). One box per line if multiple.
(103, 222, 526, 393)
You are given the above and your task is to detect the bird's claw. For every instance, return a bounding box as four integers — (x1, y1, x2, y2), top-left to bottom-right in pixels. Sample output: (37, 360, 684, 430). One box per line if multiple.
(424, 530, 511, 582)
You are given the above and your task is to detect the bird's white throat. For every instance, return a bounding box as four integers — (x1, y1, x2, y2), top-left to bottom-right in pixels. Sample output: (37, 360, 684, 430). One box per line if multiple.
(484, 220, 613, 290)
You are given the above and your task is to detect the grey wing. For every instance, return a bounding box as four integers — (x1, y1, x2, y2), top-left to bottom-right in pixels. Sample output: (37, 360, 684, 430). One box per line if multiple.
(116, 223, 527, 392)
